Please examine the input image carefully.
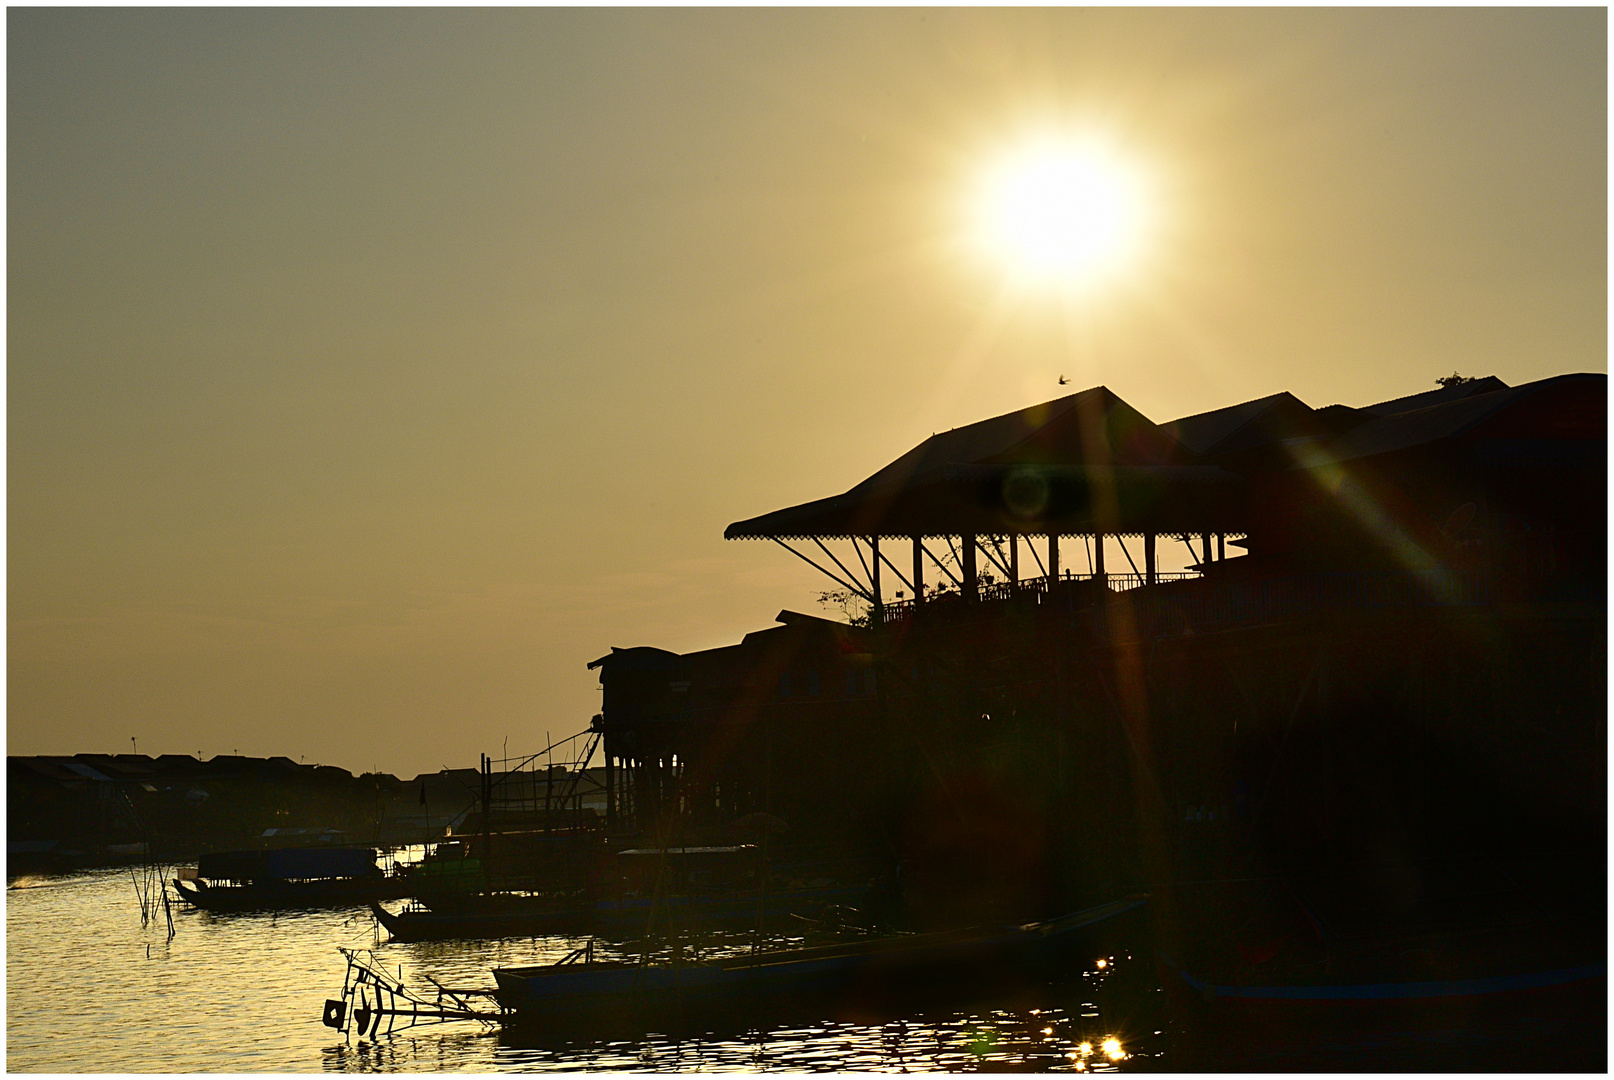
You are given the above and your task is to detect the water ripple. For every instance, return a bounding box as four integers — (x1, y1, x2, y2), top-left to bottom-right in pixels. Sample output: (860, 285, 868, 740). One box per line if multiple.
(7, 870, 1158, 1072)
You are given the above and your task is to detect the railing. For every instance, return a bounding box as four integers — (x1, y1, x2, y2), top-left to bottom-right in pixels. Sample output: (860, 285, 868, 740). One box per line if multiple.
(877, 569, 1510, 636)
(878, 571, 1200, 623)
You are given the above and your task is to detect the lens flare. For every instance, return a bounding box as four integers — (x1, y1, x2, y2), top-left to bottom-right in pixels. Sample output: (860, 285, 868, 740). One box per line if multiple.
(1102, 1036, 1125, 1060)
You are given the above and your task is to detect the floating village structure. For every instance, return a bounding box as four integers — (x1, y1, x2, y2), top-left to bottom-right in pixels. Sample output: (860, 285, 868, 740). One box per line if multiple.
(591, 373, 1604, 921)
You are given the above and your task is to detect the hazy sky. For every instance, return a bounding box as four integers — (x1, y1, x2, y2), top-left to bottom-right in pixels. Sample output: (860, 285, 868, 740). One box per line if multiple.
(9, 8, 1605, 777)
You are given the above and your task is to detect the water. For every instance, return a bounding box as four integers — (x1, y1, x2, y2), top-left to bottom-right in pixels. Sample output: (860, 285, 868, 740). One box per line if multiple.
(7, 869, 1163, 1073)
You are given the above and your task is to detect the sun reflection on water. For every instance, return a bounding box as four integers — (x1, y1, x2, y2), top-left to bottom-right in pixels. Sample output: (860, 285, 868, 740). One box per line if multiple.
(9, 869, 1168, 1072)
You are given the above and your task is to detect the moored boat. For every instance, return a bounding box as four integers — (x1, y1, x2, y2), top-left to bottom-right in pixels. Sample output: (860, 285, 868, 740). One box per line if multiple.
(490, 895, 1148, 1024)
(172, 847, 410, 911)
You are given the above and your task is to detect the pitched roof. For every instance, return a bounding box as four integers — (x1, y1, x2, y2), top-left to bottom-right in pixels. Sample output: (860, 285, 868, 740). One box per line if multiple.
(851, 386, 1178, 492)
(725, 386, 1231, 538)
(723, 373, 1600, 540)
(1161, 392, 1318, 457)
(587, 645, 681, 672)
(1312, 373, 1603, 466)
(1357, 376, 1510, 418)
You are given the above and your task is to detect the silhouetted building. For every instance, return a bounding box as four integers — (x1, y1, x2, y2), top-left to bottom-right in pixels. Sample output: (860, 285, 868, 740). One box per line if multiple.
(594, 372, 1605, 921)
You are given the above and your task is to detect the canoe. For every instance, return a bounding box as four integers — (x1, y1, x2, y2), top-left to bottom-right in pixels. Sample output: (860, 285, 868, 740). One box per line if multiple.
(491, 895, 1148, 1023)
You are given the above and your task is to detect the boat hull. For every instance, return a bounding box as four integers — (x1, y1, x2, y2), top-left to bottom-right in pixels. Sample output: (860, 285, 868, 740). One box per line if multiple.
(172, 876, 409, 912)
(491, 896, 1147, 1027)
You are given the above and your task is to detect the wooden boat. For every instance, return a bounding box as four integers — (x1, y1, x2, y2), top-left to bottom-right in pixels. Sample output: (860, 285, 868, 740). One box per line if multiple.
(371, 882, 873, 942)
(171, 847, 410, 911)
(490, 895, 1148, 1024)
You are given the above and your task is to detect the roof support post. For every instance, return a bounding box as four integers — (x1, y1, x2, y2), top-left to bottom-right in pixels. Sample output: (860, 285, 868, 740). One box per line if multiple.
(1010, 534, 1020, 593)
(1200, 533, 1213, 567)
(912, 537, 924, 606)
(1048, 534, 1060, 582)
(962, 534, 978, 601)
(870, 538, 883, 622)
(1145, 532, 1157, 586)
(1094, 532, 1107, 582)
(1217, 533, 1225, 561)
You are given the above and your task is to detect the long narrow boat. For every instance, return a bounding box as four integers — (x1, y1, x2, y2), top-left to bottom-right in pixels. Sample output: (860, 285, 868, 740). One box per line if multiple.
(371, 882, 873, 942)
(172, 848, 410, 912)
(491, 895, 1148, 1023)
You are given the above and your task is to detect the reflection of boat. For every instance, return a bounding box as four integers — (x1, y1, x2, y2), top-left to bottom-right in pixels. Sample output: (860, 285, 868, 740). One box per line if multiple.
(171, 848, 410, 911)
(1156, 863, 1606, 1070)
(376, 843, 881, 942)
(490, 895, 1148, 1023)
(371, 882, 872, 942)
(1161, 932, 1604, 1021)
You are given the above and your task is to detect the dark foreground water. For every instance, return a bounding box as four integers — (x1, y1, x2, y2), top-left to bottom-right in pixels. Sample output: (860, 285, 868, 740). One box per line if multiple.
(7, 868, 1164, 1072)
(12, 865, 1602, 1072)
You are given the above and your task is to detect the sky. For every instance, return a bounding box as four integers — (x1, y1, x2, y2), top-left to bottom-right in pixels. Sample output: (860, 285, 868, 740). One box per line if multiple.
(9, 8, 1605, 778)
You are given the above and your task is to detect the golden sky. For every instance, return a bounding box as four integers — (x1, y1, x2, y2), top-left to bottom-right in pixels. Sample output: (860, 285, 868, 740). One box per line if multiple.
(9, 8, 1605, 777)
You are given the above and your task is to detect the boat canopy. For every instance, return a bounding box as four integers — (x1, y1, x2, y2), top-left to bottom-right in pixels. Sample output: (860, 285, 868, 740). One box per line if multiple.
(198, 847, 379, 881)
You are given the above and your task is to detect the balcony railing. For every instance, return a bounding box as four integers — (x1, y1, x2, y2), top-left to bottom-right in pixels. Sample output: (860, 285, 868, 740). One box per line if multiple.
(878, 571, 1199, 624)
(875, 568, 1531, 637)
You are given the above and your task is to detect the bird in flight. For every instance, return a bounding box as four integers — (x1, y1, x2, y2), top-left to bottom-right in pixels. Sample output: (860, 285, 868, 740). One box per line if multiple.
(1058, 375, 1069, 385)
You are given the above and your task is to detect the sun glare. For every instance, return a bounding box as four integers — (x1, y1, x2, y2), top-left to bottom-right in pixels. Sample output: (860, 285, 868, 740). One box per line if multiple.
(977, 139, 1145, 285)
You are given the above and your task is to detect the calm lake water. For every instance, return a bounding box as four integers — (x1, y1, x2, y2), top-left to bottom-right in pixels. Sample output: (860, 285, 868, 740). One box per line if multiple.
(7, 868, 1163, 1073)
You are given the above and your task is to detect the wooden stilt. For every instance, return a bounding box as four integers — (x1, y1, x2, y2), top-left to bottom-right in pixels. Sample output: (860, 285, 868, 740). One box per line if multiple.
(870, 537, 882, 621)
(912, 536, 924, 606)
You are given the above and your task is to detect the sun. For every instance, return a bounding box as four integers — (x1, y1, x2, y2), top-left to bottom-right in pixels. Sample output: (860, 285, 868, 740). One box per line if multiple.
(976, 139, 1146, 285)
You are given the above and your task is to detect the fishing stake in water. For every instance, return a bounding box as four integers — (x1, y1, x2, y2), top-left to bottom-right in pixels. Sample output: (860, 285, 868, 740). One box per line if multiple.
(322, 948, 502, 1039)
